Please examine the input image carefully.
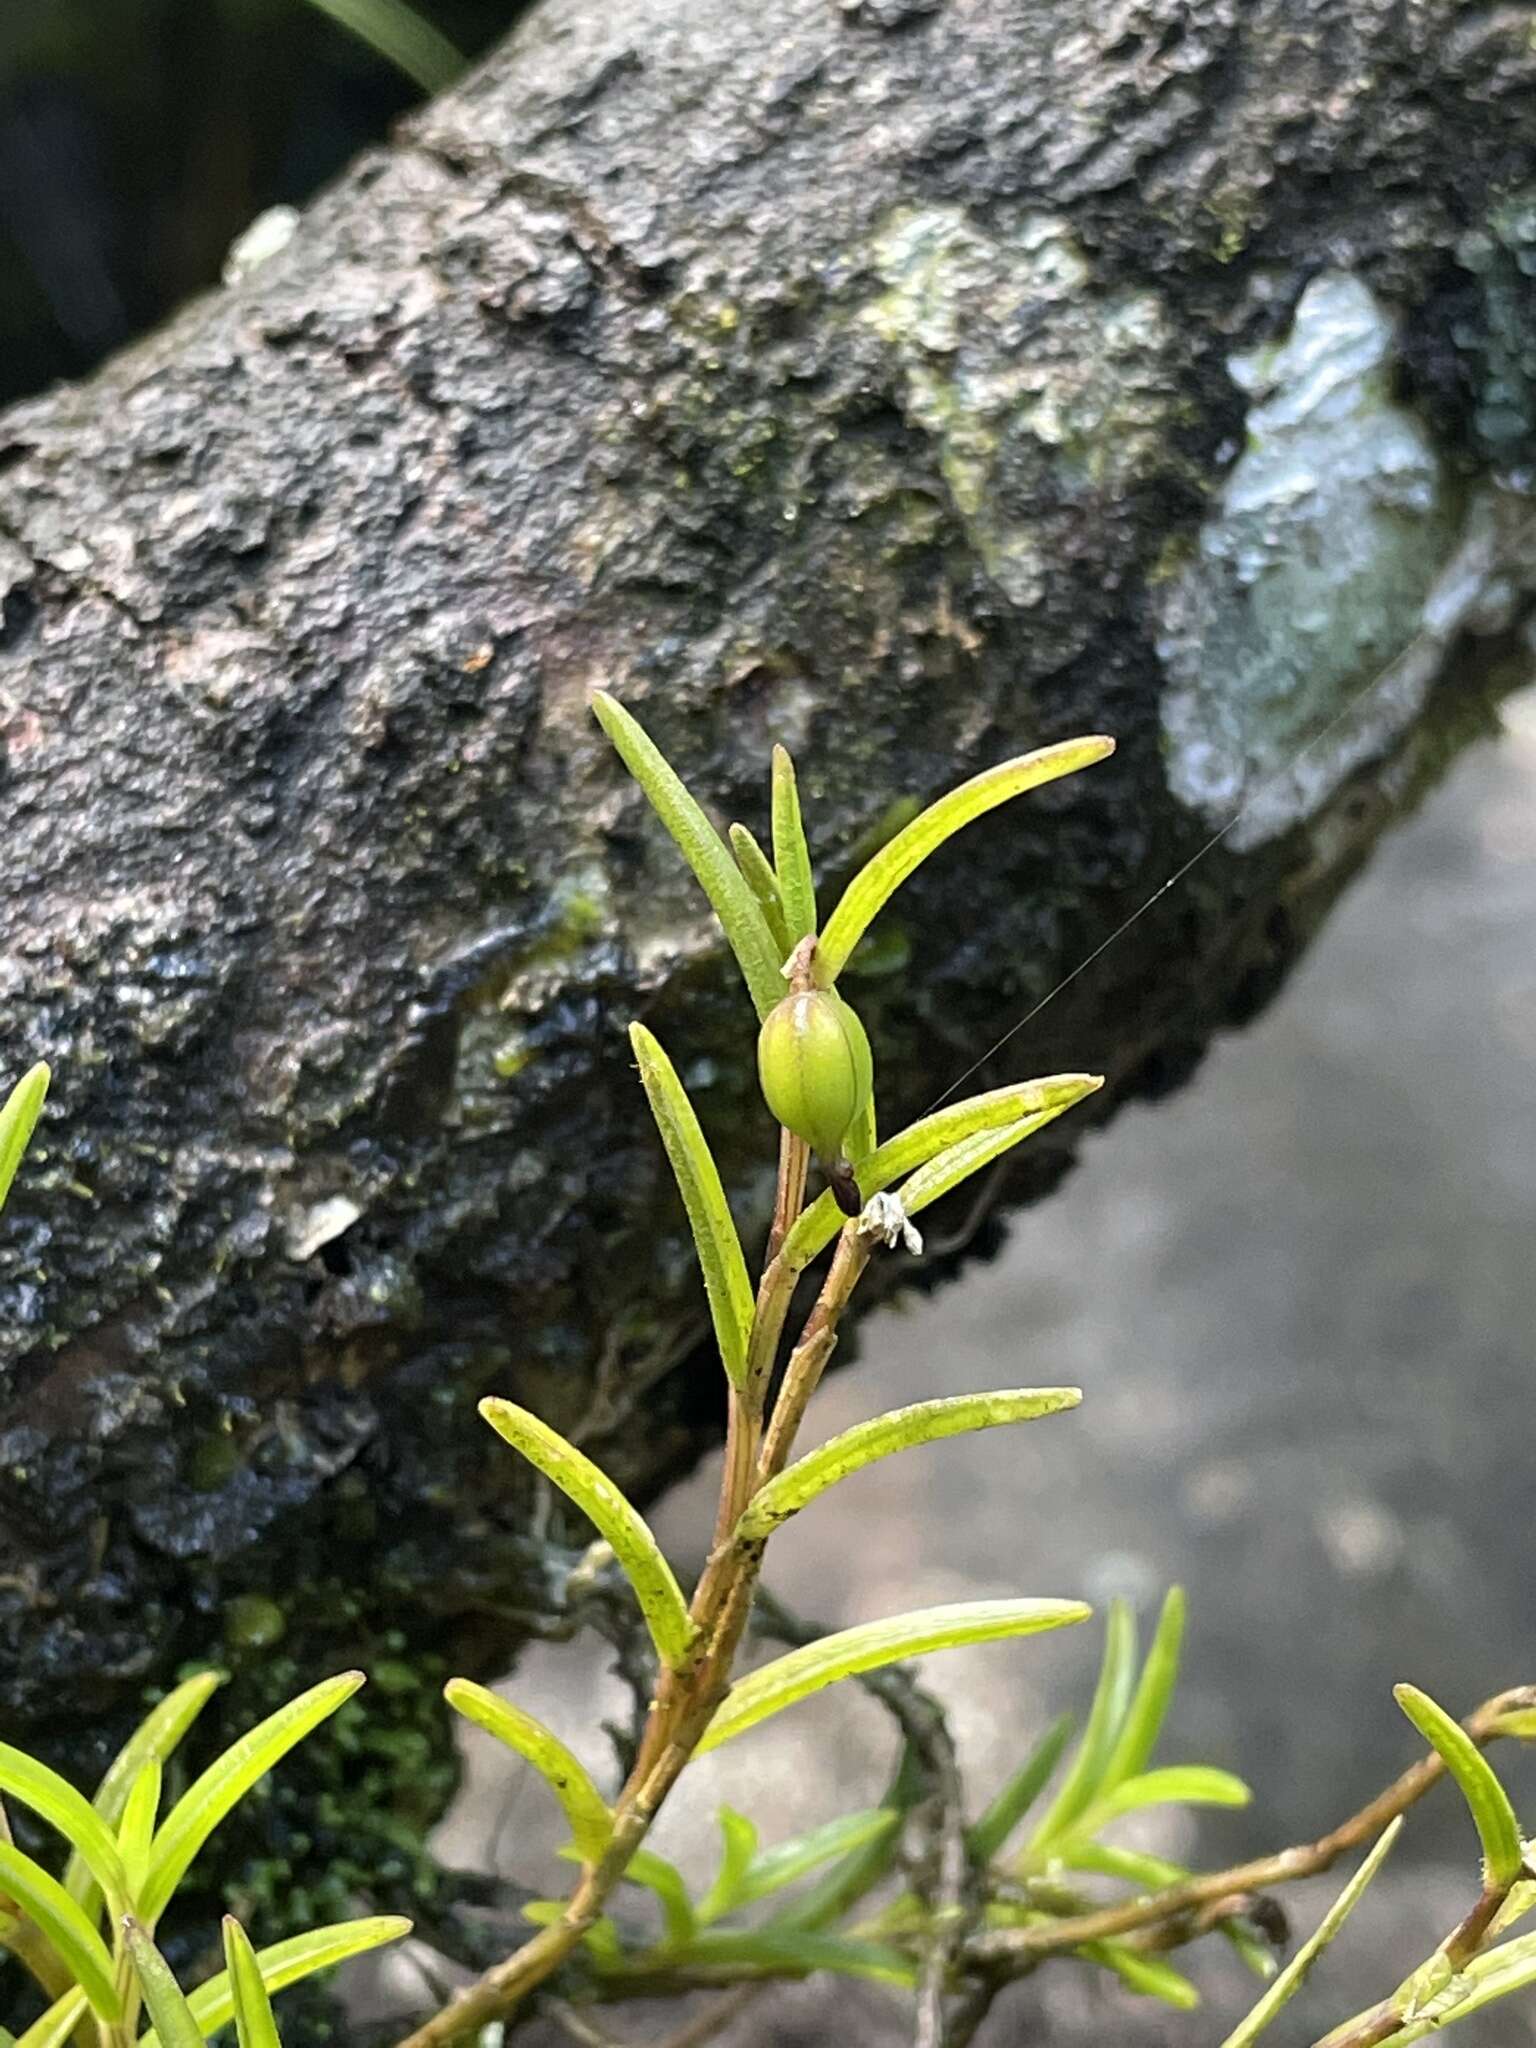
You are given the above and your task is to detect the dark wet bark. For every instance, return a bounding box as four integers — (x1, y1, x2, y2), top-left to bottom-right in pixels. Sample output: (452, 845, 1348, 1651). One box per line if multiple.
(1, 0, 1535, 1967)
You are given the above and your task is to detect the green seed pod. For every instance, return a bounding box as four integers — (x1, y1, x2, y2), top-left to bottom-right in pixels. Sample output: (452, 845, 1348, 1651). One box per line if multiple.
(757, 990, 874, 1163)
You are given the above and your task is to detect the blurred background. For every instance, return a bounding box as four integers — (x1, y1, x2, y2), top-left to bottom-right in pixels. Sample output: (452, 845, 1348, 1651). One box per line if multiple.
(5, 9, 1535, 2044)
(0, 0, 504, 409)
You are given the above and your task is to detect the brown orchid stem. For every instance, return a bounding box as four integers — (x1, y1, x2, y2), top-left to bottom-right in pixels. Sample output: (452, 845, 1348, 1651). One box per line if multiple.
(394, 1125, 870, 2048)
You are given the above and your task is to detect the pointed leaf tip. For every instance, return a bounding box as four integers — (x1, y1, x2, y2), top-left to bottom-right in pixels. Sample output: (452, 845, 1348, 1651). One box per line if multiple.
(1395, 1683, 1523, 1888)
(479, 1397, 695, 1671)
(817, 735, 1114, 982)
(0, 1061, 50, 1215)
(591, 691, 783, 1014)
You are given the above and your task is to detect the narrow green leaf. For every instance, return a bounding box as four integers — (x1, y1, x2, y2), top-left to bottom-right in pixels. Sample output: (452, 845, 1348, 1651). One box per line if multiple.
(13, 1989, 87, 2048)
(0, 1063, 48, 1215)
(782, 1077, 1103, 1270)
(1028, 1600, 1138, 1852)
(224, 1916, 282, 2048)
(629, 1024, 754, 1389)
(967, 1713, 1076, 1863)
(697, 1808, 760, 1925)
(698, 1599, 1090, 1754)
(1099, 1588, 1187, 1791)
(138, 1917, 413, 2048)
(729, 824, 791, 959)
(624, 1850, 698, 1948)
(1492, 1709, 1536, 1739)
(0, 1845, 120, 2022)
(142, 1671, 364, 1922)
(771, 746, 817, 943)
(901, 1114, 1069, 1219)
(125, 1917, 203, 2048)
(738, 1389, 1081, 1542)
(648, 1928, 916, 1987)
(445, 1680, 613, 1863)
(1080, 1940, 1200, 2009)
(66, 1667, 225, 1916)
(816, 737, 1115, 982)
(1395, 1684, 1524, 1887)
(770, 1757, 918, 1934)
(1085, 1764, 1252, 1827)
(1220, 1820, 1403, 2048)
(0, 1743, 128, 1920)
(301, 0, 464, 90)
(480, 1399, 695, 1672)
(726, 1809, 898, 1916)
(592, 692, 783, 1015)
(117, 1762, 162, 1904)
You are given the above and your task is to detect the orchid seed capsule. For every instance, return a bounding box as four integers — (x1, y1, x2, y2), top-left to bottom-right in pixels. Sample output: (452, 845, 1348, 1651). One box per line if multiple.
(757, 988, 874, 1168)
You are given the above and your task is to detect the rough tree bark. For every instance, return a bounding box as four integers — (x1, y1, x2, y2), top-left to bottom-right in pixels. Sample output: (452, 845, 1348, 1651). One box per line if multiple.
(2, 0, 1535, 1932)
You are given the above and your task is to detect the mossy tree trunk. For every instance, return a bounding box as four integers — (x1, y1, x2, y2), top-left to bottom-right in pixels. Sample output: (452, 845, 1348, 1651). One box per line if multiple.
(1, 0, 1535, 1952)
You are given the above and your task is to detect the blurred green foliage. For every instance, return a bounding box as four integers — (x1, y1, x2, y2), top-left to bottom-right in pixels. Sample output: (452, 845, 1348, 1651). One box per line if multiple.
(0, 0, 523, 409)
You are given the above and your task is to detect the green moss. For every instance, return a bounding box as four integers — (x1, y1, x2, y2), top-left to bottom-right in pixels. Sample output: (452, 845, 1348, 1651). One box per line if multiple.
(865, 204, 1185, 611)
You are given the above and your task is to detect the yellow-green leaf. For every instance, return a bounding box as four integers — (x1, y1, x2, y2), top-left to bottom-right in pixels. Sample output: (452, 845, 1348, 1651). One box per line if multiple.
(729, 823, 791, 959)
(592, 692, 783, 1016)
(0, 1744, 128, 1921)
(117, 1763, 161, 1905)
(65, 1666, 224, 1916)
(480, 1399, 695, 1672)
(697, 1599, 1090, 1753)
(14, 1989, 87, 2048)
(771, 746, 817, 943)
(736, 1389, 1080, 1541)
(137, 1917, 413, 2048)
(142, 1671, 364, 1921)
(651, 1927, 915, 1987)
(1099, 1587, 1186, 1790)
(0, 1063, 48, 1215)
(900, 1114, 1064, 1219)
(1082, 1939, 1200, 2009)
(782, 1076, 1102, 1271)
(1028, 1600, 1138, 1852)
(445, 1680, 613, 1863)
(125, 1918, 203, 2048)
(629, 1024, 754, 1389)
(0, 1845, 120, 2022)
(224, 1916, 282, 2048)
(816, 737, 1114, 982)
(1220, 1820, 1402, 2047)
(1395, 1684, 1524, 1888)
(1085, 1764, 1251, 1828)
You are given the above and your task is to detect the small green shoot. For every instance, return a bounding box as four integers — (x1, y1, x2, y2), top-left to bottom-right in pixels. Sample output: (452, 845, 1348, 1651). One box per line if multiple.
(0, 1062, 48, 1214)
(771, 745, 817, 943)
